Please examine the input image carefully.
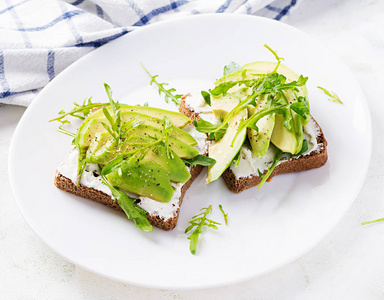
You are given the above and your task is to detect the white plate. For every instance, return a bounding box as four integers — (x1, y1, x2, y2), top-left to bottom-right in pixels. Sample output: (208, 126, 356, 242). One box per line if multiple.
(9, 14, 371, 289)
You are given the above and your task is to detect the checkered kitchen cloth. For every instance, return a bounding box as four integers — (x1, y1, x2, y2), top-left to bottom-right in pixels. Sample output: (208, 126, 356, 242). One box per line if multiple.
(0, 0, 300, 106)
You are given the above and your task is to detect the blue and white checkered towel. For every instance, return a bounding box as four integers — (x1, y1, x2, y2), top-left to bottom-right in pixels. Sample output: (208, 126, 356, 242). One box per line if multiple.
(0, 0, 300, 106)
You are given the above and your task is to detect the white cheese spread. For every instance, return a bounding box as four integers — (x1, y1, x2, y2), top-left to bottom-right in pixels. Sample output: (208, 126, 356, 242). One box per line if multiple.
(185, 93, 323, 179)
(184, 93, 220, 125)
(230, 118, 322, 178)
(57, 124, 207, 221)
(182, 123, 209, 154)
(57, 149, 184, 220)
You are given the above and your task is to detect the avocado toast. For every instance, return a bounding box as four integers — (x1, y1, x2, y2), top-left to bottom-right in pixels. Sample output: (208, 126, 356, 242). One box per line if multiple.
(53, 49, 328, 232)
(180, 55, 328, 192)
(54, 84, 211, 231)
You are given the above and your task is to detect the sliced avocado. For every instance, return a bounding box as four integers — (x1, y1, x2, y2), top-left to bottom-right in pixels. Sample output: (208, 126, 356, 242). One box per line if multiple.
(87, 105, 191, 128)
(88, 135, 190, 182)
(86, 132, 113, 162)
(144, 143, 191, 183)
(240, 62, 307, 155)
(211, 93, 241, 120)
(215, 69, 248, 85)
(86, 134, 151, 165)
(270, 114, 301, 154)
(242, 62, 308, 97)
(216, 62, 307, 98)
(85, 123, 198, 165)
(128, 125, 199, 159)
(77, 111, 196, 150)
(206, 107, 248, 183)
(86, 136, 121, 164)
(247, 95, 275, 158)
(106, 158, 174, 202)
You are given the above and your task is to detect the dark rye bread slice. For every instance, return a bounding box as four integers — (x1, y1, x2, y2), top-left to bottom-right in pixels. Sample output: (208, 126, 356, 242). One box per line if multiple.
(179, 98, 328, 193)
(54, 164, 203, 231)
(222, 121, 328, 193)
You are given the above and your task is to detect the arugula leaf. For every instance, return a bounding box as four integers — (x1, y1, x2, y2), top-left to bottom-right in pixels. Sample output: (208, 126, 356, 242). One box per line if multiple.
(219, 204, 228, 225)
(214, 126, 228, 141)
(101, 172, 152, 232)
(193, 118, 228, 141)
(201, 91, 211, 106)
(362, 218, 384, 225)
(57, 124, 75, 138)
(102, 84, 126, 146)
(183, 155, 216, 167)
(209, 80, 252, 97)
(257, 149, 283, 189)
(224, 61, 241, 76)
(161, 116, 174, 159)
(290, 96, 310, 123)
(49, 97, 108, 124)
(264, 44, 284, 74)
(296, 139, 308, 156)
(141, 63, 182, 105)
(185, 205, 221, 255)
(317, 86, 343, 104)
(193, 118, 222, 133)
(232, 151, 241, 168)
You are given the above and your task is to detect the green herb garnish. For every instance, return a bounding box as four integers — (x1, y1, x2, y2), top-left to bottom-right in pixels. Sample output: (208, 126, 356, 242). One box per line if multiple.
(49, 97, 107, 125)
(264, 44, 284, 74)
(219, 204, 228, 225)
(57, 124, 75, 138)
(362, 218, 384, 225)
(182, 155, 216, 167)
(317, 86, 343, 104)
(296, 139, 308, 156)
(195, 45, 310, 167)
(100, 172, 152, 232)
(232, 151, 241, 168)
(193, 118, 228, 141)
(201, 91, 211, 106)
(101, 83, 124, 145)
(223, 61, 242, 77)
(185, 205, 221, 255)
(141, 63, 182, 105)
(257, 149, 283, 189)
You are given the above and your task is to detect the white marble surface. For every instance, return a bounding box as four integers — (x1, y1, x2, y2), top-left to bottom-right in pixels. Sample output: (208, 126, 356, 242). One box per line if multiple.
(2, 0, 384, 298)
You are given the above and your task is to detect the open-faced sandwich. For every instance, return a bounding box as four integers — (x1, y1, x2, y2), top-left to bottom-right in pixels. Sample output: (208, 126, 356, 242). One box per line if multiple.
(52, 45, 328, 246)
(181, 46, 328, 192)
(53, 84, 214, 232)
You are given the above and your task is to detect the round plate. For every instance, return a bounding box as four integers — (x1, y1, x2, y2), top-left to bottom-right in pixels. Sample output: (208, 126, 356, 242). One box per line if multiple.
(9, 14, 371, 289)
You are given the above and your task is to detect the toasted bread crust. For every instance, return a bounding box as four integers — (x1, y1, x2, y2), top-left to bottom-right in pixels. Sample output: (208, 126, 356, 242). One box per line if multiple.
(54, 164, 203, 231)
(180, 97, 328, 193)
(179, 97, 201, 122)
(222, 126, 328, 193)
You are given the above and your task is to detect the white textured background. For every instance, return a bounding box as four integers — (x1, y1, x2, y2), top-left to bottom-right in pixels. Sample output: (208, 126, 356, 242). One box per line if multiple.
(2, 0, 384, 298)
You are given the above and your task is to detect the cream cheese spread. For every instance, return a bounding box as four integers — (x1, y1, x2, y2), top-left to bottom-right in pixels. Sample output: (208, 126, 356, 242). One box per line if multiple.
(57, 149, 184, 220)
(182, 123, 209, 154)
(230, 117, 322, 178)
(57, 123, 207, 221)
(184, 93, 220, 125)
(185, 93, 323, 179)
